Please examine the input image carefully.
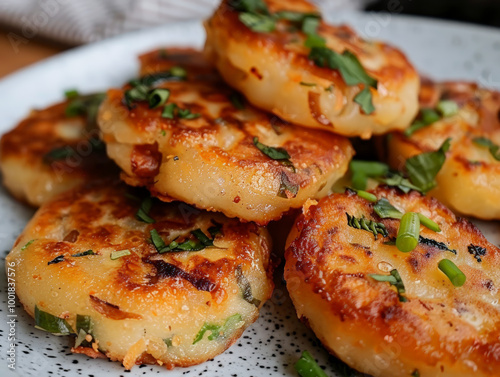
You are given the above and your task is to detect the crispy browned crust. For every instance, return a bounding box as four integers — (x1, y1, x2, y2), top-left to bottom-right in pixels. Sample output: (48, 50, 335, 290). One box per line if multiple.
(99, 48, 353, 224)
(385, 80, 500, 219)
(0, 100, 117, 206)
(204, 0, 419, 137)
(285, 187, 500, 376)
(8, 180, 274, 369)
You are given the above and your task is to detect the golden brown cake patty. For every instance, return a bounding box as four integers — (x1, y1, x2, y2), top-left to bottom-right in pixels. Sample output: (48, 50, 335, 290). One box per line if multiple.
(6, 180, 274, 370)
(0, 93, 116, 206)
(204, 0, 419, 138)
(98, 48, 353, 225)
(385, 80, 500, 219)
(285, 187, 500, 377)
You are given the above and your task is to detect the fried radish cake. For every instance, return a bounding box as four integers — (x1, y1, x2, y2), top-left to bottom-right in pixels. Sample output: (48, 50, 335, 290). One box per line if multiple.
(0, 93, 115, 206)
(385, 80, 500, 219)
(6, 181, 274, 370)
(285, 187, 500, 377)
(204, 0, 419, 138)
(98, 48, 353, 225)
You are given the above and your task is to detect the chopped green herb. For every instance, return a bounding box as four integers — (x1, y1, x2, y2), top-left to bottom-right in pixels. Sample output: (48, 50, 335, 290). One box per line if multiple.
(193, 314, 242, 344)
(229, 92, 245, 109)
(299, 82, 317, 87)
(354, 87, 375, 114)
(294, 350, 329, 377)
(110, 249, 131, 260)
(302, 16, 320, 35)
(147, 88, 170, 108)
(64, 89, 79, 99)
(411, 369, 420, 377)
(162, 103, 176, 119)
(417, 213, 441, 232)
(419, 236, 456, 254)
(396, 212, 420, 253)
(239, 12, 275, 32)
(472, 137, 500, 161)
(21, 239, 35, 251)
(191, 229, 214, 247)
(346, 213, 388, 239)
(438, 259, 466, 287)
(253, 137, 294, 172)
(349, 160, 389, 190)
(230, 0, 269, 14)
(378, 172, 422, 194)
(71, 250, 95, 257)
(467, 244, 487, 263)
(304, 33, 326, 48)
(235, 265, 261, 307)
(47, 254, 65, 265)
(352, 189, 377, 203)
(436, 100, 459, 118)
(34, 305, 73, 335)
(405, 138, 451, 193)
(278, 173, 299, 199)
(169, 66, 187, 79)
(369, 269, 407, 302)
(74, 315, 93, 348)
(150, 228, 214, 254)
(374, 198, 403, 219)
(273, 11, 320, 22)
(208, 223, 222, 238)
(136, 196, 155, 223)
(150, 229, 167, 251)
(163, 337, 173, 347)
(178, 108, 201, 119)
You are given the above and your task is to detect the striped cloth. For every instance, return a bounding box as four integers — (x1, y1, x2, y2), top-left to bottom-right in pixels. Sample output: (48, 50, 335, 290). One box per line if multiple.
(0, 0, 367, 46)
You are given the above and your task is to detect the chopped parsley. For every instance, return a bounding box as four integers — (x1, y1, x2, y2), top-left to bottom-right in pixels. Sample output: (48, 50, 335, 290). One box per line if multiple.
(472, 137, 500, 161)
(369, 269, 408, 302)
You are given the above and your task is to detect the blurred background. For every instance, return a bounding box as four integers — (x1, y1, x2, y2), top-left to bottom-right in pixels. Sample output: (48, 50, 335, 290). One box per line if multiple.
(0, 0, 499, 78)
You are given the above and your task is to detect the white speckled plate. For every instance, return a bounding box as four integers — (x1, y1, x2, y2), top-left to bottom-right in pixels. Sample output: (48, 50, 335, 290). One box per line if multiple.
(1, 11, 500, 377)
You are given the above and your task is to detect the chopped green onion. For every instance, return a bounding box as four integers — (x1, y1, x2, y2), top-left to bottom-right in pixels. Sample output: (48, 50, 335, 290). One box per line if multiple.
(239, 12, 275, 32)
(147, 88, 170, 109)
(304, 33, 326, 48)
(349, 160, 389, 190)
(136, 196, 155, 223)
(299, 82, 317, 87)
(34, 305, 73, 335)
(352, 189, 377, 203)
(302, 16, 320, 35)
(64, 89, 79, 99)
(191, 229, 214, 247)
(71, 250, 96, 257)
(178, 108, 201, 119)
(294, 350, 329, 377)
(436, 100, 459, 118)
(438, 259, 466, 287)
(411, 369, 420, 377)
(369, 269, 407, 302)
(21, 239, 35, 251)
(405, 138, 451, 193)
(417, 213, 441, 232)
(110, 249, 131, 260)
(396, 212, 420, 253)
(162, 103, 176, 119)
(47, 255, 65, 265)
(74, 314, 94, 348)
(150, 229, 167, 251)
(472, 137, 500, 161)
(235, 265, 261, 307)
(373, 198, 403, 219)
(193, 314, 242, 344)
(169, 66, 187, 79)
(230, 0, 270, 15)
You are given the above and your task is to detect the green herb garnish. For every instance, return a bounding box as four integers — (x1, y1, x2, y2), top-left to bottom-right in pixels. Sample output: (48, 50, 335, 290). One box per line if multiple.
(235, 265, 261, 307)
(369, 269, 407, 302)
(472, 137, 500, 161)
(64, 89, 79, 99)
(405, 100, 459, 137)
(47, 255, 65, 265)
(352, 188, 377, 203)
(349, 160, 389, 190)
(193, 313, 242, 344)
(21, 239, 35, 251)
(150, 228, 216, 254)
(136, 196, 155, 223)
(277, 173, 299, 198)
(353, 87, 375, 114)
(294, 350, 329, 377)
(405, 138, 451, 193)
(346, 213, 388, 240)
(74, 315, 93, 348)
(34, 306, 73, 335)
(43, 146, 77, 163)
(229, 92, 245, 109)
(438, 259, 466, 287)
(148, 88, 170, 108)
(374, 198, 403, 219)
(239, 12, 275, 32)
(71, 250, 95, 257)
(110, 249, 131, 260)
(396, 212, 420, 253)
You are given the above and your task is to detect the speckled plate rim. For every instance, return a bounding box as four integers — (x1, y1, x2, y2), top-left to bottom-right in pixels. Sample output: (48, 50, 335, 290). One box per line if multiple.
(1, 11, 500, 377)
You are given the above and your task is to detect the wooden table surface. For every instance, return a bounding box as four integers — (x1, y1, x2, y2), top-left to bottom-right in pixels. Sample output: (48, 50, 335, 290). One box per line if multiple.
(0, 29, 68, 78)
